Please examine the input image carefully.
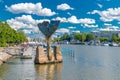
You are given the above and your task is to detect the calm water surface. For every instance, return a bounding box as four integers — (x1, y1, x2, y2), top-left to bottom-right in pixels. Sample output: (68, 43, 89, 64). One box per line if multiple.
(0, 45, 120, 80)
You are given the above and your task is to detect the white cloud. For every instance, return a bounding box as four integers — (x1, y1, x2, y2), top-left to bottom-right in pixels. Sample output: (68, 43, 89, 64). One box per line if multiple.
(67, 16, 96, 24)
(81, 24, 98, 28)
(56, 28, 69, 33)
(68, 26, 76, 29)
(99, 25, 120, 31)
(57, 3, 74, 10)
(52, 16, 96, 25)
(5, 3, 56, 16)
(89, 7, 120, 22)
(97, 3, 103, 8)
(7, 15, 50, 34)
(23, 29, 32, 34)
(104, 23, 112, 26)
(118, 22, 120, 24)
(67, 12, 72, 15)
(79, 18, 95, 24)
(67, 16, 79, 23)
(72, 30, 80, 33)
(52, 17, 67, 22)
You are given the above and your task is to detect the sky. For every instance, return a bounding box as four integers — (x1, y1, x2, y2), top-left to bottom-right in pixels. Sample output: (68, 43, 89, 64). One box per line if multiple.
(1, 0, 120, 38)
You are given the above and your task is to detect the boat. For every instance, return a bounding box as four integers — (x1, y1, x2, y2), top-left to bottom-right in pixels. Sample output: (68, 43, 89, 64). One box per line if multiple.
(101, 42, 109, 46)
(20, 52, 32, 59)
(109, 42, 118, 47)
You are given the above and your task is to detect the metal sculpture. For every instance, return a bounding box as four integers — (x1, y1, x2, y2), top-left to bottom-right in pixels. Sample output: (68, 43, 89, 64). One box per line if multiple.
(38, 20, 60, 60)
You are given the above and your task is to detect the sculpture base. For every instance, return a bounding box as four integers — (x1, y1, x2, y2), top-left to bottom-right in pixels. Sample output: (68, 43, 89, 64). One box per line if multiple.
(34, 45, 63, 64)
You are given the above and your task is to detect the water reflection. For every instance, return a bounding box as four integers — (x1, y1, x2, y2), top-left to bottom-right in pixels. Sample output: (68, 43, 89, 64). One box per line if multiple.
(35, 63, 62, 80)
(1, 45, 120, 80)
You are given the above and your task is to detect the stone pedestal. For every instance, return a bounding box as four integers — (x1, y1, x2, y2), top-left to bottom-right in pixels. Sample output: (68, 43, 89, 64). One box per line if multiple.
(54, 46, 63, 62)
(34, 45, 63, 64)
(34, 46, 48, 64)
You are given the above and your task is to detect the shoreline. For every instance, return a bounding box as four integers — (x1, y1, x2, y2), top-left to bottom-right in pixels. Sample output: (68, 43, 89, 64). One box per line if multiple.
(0, 46, 21, 66)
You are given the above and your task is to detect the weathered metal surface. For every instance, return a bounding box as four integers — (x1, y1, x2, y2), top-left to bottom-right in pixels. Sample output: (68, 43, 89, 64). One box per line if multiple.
(38, 20, 60, 39)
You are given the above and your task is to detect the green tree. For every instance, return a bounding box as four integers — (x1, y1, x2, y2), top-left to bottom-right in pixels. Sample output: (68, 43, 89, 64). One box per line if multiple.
(86, 33, 94, 41)
(81, 33, 86, 42)
(112, 34, 118, 42)
(74, 33, 81, 41)
(0, 21, 27, 47)
(99, 37, 109, 42)
(17, 30, 27, 43)
(60, 33, 70, 41)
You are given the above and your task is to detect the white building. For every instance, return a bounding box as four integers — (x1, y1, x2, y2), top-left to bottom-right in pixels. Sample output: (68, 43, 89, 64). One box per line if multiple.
(91, 31, 120, 40)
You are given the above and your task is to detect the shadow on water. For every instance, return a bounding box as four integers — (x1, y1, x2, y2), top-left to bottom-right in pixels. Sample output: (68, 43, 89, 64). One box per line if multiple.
(35, 63, 62, 80)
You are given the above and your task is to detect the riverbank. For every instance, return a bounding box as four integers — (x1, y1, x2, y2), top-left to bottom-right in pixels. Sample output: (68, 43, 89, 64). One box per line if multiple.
(0, 46, 21, 65)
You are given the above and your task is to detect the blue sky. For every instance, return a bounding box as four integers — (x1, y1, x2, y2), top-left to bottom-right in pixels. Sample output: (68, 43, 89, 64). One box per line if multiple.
(1, 0, 120, 37)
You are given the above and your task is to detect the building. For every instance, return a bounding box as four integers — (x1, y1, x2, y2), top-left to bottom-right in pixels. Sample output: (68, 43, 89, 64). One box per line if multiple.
(91, 31, 120, 40)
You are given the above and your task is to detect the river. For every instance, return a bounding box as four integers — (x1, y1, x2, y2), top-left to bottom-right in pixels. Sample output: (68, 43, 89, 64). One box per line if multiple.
(0, 45, 120, 80)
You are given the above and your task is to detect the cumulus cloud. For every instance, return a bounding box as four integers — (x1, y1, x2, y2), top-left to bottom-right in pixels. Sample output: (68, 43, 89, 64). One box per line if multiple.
(56, 28, 69, 33)
(52, 17, 67, 22)
(89, 7, 120, 22)
(7, 15, 50, 34)
(118, 22, 120, 24)
(79, 18, 95, 24)
(57, 3, 74, 10)
(72, 30, 80, 33)
(104, 23, 112, 26)
(5, 3, 56, 16)
(81, 24, 98, 28)
(68, 26, 76, 29)
(53, 16, 96, 25)
(99, 25, 120, 31)
(67, 16, 79, 23)
(68, 16, 96, 24)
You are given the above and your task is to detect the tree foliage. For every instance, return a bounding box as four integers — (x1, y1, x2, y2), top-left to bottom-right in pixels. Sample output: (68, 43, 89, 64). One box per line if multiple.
(81, 33, 86, 42)
(60, 33, 70, 41)
(74, 33, 87, 42)
(86, 33, 94, 41)
(0, 21, 27, 47)
(99, 37, 109, 42)
(74, 33, 81, 41)
(112, 34, 118, 42)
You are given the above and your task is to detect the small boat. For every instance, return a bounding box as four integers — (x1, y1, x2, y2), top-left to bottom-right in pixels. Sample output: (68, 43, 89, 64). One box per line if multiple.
(101, 42, 109, 46)
(109, 42, 118, 47)
(20, 53, 32, 59)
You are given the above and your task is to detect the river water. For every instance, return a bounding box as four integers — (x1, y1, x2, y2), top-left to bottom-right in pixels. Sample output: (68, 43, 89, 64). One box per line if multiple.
(0, 45, 120, 80)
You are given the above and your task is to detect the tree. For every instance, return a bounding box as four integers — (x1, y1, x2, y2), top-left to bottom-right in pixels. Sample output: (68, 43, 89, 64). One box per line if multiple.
(112, 34, 118, 42)
(81, 33, 86, 42)
(60, 33, 70, 41)
(0, 21, 27, 47)
(86, 33, 94, 41)
(99, 37, 109, 42)
(74, 33, 81, 41)
(17, 30, 27, 43)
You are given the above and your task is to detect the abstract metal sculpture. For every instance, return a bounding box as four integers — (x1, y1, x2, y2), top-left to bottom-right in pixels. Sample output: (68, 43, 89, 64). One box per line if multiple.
(38, 20, 60, 60)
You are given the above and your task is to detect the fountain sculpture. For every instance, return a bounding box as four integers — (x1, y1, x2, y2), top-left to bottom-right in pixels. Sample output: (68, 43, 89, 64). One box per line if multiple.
(34, 20, 63, 64)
